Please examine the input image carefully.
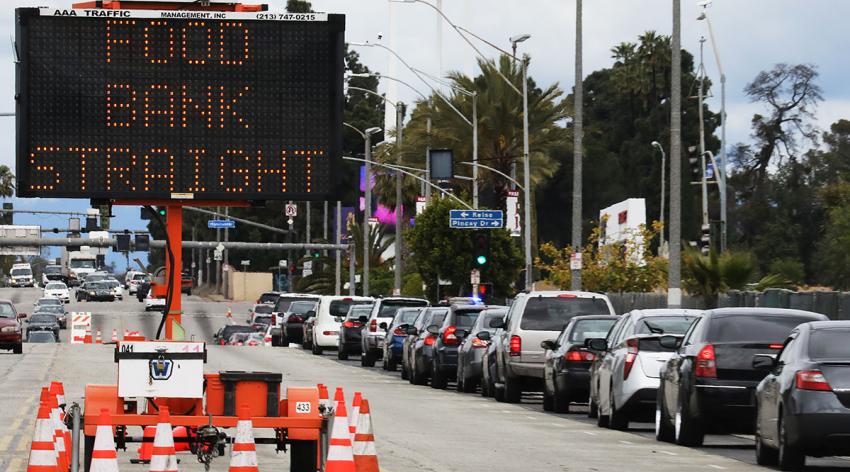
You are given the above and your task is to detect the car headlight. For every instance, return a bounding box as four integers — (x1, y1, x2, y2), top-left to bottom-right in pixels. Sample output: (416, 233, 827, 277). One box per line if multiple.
(1, 326, 18, 333)
(89, 291, 95, 295)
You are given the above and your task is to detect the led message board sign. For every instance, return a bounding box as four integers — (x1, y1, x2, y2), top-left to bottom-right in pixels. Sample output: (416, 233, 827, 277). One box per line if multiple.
(15, 8, 345, 201)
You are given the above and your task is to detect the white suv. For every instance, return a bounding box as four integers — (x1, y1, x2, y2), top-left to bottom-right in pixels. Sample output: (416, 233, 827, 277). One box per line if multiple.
(309, 295, 373, 355)
(492, 291, 615, 403)
(588, 309, 701, 430)
(359, 297, 429, 367)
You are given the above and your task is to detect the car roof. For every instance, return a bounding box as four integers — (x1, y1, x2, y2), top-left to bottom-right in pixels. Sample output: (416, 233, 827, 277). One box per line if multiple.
(522, 290, 609, 299)
(570, 314, 620, 321)
(627, 309, 703, 318)
(806, 320, 850, 330)
(704, 307, 828, 319)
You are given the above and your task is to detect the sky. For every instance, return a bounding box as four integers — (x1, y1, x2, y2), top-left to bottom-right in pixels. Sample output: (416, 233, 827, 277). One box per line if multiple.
(0, 0, 848, 271)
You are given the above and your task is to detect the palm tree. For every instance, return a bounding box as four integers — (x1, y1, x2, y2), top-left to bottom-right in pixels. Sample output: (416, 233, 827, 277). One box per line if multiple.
(0, 166, 15, 198)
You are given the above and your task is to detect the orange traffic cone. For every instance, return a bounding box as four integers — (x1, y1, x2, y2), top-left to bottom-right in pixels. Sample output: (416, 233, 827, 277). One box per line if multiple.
(27, 401, 58, 472)
(135, 426, 156, 463)
(229, 406, 258, 471)
(95, 330, 103, 344)
(349, 392, 362, 441)
(353, 399, 379, 472)
(84, 328, 92, 344)
(326, 397, 355, 472)
(124, 329, 129, 339)
(149, 407, 178, 472)
(49, 381, 71, 468)
(47, 391, 68, 471)
(111, 329, 118, 343)
(49, 382, 65, 407)
(90, 409, 118, 472)
(318, 384, 330, 414)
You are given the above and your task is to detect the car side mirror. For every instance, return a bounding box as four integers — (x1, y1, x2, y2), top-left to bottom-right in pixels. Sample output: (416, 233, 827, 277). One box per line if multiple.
(426, 325, 440, 335)
(17, 313, 27, 319)
(406, 326, 418, 336)
(540, 340, 558, 351)
(658, 335, 681, 350)
(489, 318, 505, 329)
(476, 331, 491, 341)
(379, 322, 388, 330)
(455, 329, 469, 339)
(306, 311, 316, 319)
(752, 354, 777, 371)
(358, 315, 368, 323)
(587, 338, 608, 352)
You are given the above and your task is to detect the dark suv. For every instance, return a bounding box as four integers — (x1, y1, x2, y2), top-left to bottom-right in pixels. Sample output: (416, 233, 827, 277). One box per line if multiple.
(404, 307, 448, 385)
(0, 300, 24, 354)
(429, 305, 488, 389)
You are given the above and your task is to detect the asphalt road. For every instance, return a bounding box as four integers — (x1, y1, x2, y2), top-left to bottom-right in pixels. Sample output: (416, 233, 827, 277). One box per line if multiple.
(0, 287, 848, 471)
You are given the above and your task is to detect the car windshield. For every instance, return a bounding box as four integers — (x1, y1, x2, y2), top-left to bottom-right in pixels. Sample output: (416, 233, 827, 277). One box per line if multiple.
(253, 305, 273, 314)
(44, 266, 62, 274)
(347, 305, 374, 320)
(88, 282, 107, 290)
(520, 297, 612, 331)
(289, 301, 317, 315)
(809, 329, 850, 359)
(330, 299, 372, 318)
(259, 293, 279, 304)
(569, 319, 618, 342)
(38, 298, 61, 305)
(637, 316, 697, 335)
(45, 283, 66, 290)
(378, 299, 428, 319)
(28, 332, 56, 343)
(392, 308, 420, 326)
(276, 296, 320, 313)
(0, 303, 16, 318)
(708, 314, 818, 343)
(454, 309, 483, 328)
(30, 315, 56, 324)
(85, 275, 106, 282)
(105, 281, 120, 288)
(36, 306, 63, 314)
(11, 268, 31, 276)
(70, 260, 95, 269)
(132, 273, 149, 281)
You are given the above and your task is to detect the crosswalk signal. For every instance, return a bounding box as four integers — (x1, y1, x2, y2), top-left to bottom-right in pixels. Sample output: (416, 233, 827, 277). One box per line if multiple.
(473, 232, 490, 266)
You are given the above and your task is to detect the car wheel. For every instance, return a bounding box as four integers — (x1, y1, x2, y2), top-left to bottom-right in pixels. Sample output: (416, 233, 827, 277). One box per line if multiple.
(411, 362, 427, 385)
(553, 383, 571, 414)
(655, 397, 675, 443)
(503, 373, 522, 403)
(480, 371, 491, 398)
(386, 357, 397, 372)
(493, 383, 506, 402)
(401, 364, 409, 380)
(674, 396, 704, 447)
(542, 384, 554, 412)
(778, 411, 805, 471)
(609, 387, 629, 430)
(596, 399, 609, 428)
(755, 420, 778, 466)
(588, 396, 599, 419)
(461, 374, 477, 394)
(311, 341, 323, 356)
(361, 350, 376, 367)
(13, 343, 22, 354)
(430, 361, 447, 389)
(337, 346, 348, 360)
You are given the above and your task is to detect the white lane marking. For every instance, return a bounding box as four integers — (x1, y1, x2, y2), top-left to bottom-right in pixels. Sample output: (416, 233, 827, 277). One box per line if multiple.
(500, 410, 514, 414)
(619, 440, 634, 445)
(549, 423, 566, 428)
(582, 431, 597, 436)
(526, 416, 536, 420)
(659, 450, 677, 456)
(7, 458, 23, 472)
(707, 465, 726, 470)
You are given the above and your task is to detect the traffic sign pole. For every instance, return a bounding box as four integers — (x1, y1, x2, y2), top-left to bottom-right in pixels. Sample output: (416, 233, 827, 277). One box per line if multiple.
(165, 204, 183, 341)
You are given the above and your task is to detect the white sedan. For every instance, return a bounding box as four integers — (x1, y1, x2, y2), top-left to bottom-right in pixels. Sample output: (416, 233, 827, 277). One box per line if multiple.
(42, 282, 70, 303)
(145, 292, 166, 311)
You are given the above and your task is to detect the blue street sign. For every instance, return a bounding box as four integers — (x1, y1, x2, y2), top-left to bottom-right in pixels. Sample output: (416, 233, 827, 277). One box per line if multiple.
(450, 210, 504, 220)
(207, 219, 236, 229)
(450, 218, 504, 229)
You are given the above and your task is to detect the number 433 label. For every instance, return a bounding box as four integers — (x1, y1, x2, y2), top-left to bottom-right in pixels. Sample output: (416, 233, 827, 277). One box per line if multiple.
(295, 401, 312, 414)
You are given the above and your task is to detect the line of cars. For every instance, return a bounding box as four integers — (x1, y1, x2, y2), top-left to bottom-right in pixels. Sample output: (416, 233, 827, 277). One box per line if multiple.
(0, 295, 70, 352)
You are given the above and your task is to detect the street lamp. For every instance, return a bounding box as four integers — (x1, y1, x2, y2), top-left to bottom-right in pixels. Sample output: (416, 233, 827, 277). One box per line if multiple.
(652, 141, 666, 256)
(344, 123, 381, 296)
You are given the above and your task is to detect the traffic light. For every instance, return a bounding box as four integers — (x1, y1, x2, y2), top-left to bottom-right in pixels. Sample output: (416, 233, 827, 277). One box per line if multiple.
(473, 232, 490, 266)
(477, 283, 493, 303)
(311, 249, 322, 258)
(700, 223, 711, 255)
(1, 203, 12, 225)
(141, 207, 166, 220)
(134, 234, 150, 252)
(688, 146, 701, 178)
(115, 234, 131, 252)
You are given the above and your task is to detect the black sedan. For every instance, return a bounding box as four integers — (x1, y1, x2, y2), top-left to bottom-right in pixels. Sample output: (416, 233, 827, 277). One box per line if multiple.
(456, 308, 506, 393)
(27, 331, 58, 343)
(213, 324, 255, 346)
(25, 314, 60, 339)
(34, 305, 67, 329)
(77, 282, 115, 302)
(337, 304, 373, 360)
(754, 320, 850, 470)
(542, 315, 619, 413)
(656, 308, 828, 446)
(430, 304, 490, 389)
(405, 308, 448, 386)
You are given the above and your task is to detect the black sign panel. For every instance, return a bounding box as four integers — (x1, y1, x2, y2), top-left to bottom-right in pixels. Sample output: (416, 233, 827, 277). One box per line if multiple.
(15, 8, 345, 201)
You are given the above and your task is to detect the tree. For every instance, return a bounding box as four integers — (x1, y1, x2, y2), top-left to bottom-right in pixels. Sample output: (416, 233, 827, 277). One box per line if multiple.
(0, 166, 15, 198)
(286, 0, 313, 13)
(407, 197, 521, 299)
(682, 250, 756, 308)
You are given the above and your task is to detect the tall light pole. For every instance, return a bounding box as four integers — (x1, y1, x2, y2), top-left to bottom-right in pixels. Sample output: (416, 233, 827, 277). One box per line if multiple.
(395, 101, 404, 295)
(698, 6, 728, 252)
(669, 0, 683, 308)
(652, 141, 666, 256)
(570, 0, 583, 291)
(344, 123, 381, 296)
(697, 37, 710, 253)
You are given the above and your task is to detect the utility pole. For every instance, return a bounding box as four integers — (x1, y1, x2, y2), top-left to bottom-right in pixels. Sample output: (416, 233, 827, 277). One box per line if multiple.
(364, 134, 373, 297)
(472, 92, 479, 209)
(521, 55, 532, 291)
(216, 206, 221, 294)
(223, 206, 229, 298)
(335, 201, 342, 295)
(669, 0, 683, 308)
(394, 101, 404, 295)
(288, 202, 294, 292)
(306, 202, 311, 252)
(571, 0, 583, 291)
(698, 37, 710, 253)
(424, 116, 432, 198)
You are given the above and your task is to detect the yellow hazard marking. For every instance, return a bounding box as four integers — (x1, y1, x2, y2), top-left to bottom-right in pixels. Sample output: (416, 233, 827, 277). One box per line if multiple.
(0, 435, 12, 451)
(7, 458, 24, 472)
(14, 434, 28, 452)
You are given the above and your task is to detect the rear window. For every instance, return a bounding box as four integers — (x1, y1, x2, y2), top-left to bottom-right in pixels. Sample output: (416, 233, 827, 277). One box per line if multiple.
(259, 293, 279, 304)
(346, 305, 373, 320)
(809, 329, 850, 359)
(520, 297, 611, 331)
(222, 325, 255, 337)
(289, 301, 317, 315)
(708, 315, 816, 343)
(637, 316, 696, 335)
(392, 309, 421, 326)
(276, 296, 319, 313)
(378, 300, 429, 319)
(569, 319, 618, 342)
(454, 310, 482, 328)
(330, 300, 372, 318)
(253, 305, 273, 314)
(252, 315, 272, 325)
(30, 315, 56, 324)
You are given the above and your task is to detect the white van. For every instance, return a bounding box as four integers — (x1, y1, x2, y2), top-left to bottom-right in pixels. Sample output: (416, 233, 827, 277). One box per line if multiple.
(309, 295, 373, 355)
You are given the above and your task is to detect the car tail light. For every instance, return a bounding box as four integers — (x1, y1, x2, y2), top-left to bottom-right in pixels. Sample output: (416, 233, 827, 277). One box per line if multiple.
(796, 370, 832, 391)
(558, 294, 577, 298)
(248, 340, 258, 347)
(322, 331, 339, 336)
(471, 337, 488, 348)
(343, 320, 361, 329)
(264, 335, 272, 343)
(442, 326, 460, 346)
(623, 338, 639, 379)
(424, 335, 436, 346)
(271, 314, 277, 325)
(695, 344, 717, 378)
(769, 344, 784, 349)
(219, 339, 226, 346)
(393, 326, 406, 336)
(289, 315, 303, 324)
(565, 349, 596, 363)
(370, 319, 377, 333)
(509, 335, 521, 356)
